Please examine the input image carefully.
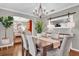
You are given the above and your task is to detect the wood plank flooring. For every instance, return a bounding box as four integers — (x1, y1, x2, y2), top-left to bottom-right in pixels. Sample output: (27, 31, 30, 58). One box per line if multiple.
(69, 49, 79, 56)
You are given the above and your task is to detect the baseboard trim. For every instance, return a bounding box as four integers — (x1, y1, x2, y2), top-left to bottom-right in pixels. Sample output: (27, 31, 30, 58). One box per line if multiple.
(71, 48, 79, 52)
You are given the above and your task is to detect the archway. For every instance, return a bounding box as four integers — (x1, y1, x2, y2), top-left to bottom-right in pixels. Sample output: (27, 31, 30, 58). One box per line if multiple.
(13, 16, 32, 36)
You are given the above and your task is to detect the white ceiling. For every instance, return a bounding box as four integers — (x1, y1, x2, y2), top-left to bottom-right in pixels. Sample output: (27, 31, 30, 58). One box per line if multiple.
(14, 16, 30, 22)
(0, 3, 78, 18)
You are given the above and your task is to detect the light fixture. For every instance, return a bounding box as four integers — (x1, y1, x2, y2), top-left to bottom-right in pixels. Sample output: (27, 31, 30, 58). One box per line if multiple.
(67, 13, 70, 22)
(33, 3, 47, 19)
(64, 13, 70, 23)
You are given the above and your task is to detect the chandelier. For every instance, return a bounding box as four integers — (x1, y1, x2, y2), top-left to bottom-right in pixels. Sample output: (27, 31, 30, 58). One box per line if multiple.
(33, 4, 47, 18)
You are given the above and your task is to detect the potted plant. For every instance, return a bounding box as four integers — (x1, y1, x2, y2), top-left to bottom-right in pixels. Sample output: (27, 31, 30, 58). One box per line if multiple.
(0, 16, 13, 39)
(35, 20, 44, 37)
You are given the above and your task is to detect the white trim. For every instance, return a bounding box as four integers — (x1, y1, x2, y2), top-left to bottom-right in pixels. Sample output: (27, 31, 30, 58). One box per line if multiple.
(0, 6, 37, 18)
(49, 4, 79, 15)
(71, 48, 79, 52)
(46, 4, 79, 19)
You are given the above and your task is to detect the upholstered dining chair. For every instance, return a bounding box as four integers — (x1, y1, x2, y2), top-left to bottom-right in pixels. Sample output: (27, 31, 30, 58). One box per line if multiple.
(52, 28, 71, 35)
(50, 28, 72, 48)
(0, 23, 14, 47)
(0, 23, 14, 55)
(21, 33, 29, 56)
(6, 26, 14, 46)
(26, 35, 37, 56)
(47, 35, 73, 56)
(59, 35, 73, 56)
(0, 22, 5, 41)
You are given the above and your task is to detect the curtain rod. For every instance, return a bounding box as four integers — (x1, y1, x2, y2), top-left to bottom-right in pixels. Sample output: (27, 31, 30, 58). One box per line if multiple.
(48, 12, 76, 20)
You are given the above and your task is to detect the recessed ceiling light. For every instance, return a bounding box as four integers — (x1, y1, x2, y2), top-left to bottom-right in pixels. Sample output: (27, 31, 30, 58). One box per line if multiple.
(46, 9, 55, 14)
(50, 9, 55, 12)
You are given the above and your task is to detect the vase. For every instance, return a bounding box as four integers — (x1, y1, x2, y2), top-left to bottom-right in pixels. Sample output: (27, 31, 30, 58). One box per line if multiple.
(2, 37, 10, 44)
(37, 33, 42, 38)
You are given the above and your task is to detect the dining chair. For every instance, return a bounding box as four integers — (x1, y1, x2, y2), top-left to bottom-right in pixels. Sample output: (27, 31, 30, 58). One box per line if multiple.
(0, 23, 14, 47)
(50, 33, 59, 39)
(59, 35, 73, 56)
(0, 23, 4, 48)
(50, 28, 72, 43)
(0, 22, 5, 40)
(6, 26, 14, 46)
(0, 24, 14, 55)
(53, 28, 71, 34)
(21, 33, 29, 56)
(26, 35, 37, 56)
(47, 35, 73, 56)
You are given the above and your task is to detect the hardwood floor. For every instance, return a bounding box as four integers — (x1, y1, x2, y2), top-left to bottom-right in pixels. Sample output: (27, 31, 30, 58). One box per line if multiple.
(0, 36, 79, 56)
(0, 36, 22, 56)
(69, 49, 79, 56)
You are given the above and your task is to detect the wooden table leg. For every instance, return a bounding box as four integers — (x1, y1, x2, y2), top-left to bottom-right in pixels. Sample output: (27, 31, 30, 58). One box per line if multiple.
(40, 47, 47, 56)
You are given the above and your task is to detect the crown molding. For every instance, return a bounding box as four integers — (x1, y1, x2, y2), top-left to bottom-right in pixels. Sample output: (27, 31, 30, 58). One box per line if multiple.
(0, 6, 37, 18)
(45, 4, 79, 18)
(51, 4, 79, 15)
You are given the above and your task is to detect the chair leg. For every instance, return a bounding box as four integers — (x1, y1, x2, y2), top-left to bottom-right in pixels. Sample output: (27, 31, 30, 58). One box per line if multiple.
(28, 53, 32, 56)
(25, 50, 29, 56)
(23, 49, 31, 56)
(22, 48, 24, 56)
(26, 51, 32, 56)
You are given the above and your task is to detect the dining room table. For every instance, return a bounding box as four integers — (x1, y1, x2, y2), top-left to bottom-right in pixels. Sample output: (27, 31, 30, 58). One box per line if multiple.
(32, 36, 61, 56)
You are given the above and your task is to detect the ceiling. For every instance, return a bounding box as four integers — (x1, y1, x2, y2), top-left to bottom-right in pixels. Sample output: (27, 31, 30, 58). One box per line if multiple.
(14, 16, 30, 22)
(0, 3, 78, 18)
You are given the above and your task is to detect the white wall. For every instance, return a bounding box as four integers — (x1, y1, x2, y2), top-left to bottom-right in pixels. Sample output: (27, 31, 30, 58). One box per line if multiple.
(72, 12, 79, 50)
(49, 15, 75, 28)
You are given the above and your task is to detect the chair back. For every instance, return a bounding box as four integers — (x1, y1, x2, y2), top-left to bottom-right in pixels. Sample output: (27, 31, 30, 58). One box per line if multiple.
(26, 35, 37, 56)
(53, 28, 71, 34)
(21, 33, 28, 50)
(59, 35, 72, 56)
(6, 25, 14, 46)
(0, 22, 14, 47)
(0, 22, 5, 39)
(0, 23, 5, 46)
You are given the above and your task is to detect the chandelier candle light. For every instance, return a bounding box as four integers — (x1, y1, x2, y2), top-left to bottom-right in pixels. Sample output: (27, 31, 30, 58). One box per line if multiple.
(33, 4, 47, 19)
